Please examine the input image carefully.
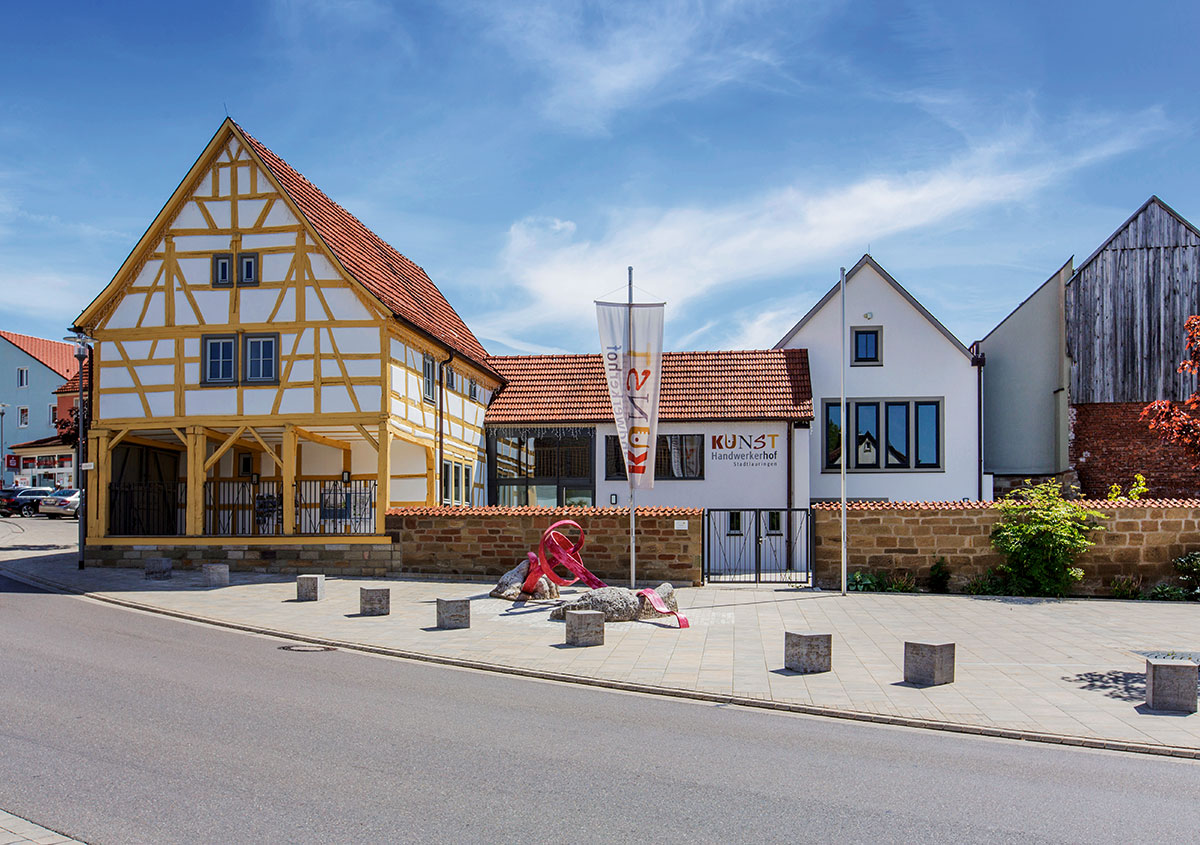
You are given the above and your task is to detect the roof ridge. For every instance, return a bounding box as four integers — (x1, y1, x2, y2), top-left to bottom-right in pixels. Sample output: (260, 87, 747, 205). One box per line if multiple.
(0, 331, 79, 379)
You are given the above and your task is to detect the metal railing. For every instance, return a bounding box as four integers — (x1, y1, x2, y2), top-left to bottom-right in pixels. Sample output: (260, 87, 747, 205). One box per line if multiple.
(295, 479, 377, 535)
(109, 483, 185, 536)
(203, 480, 284, 536)
(703, 508, 812, 584)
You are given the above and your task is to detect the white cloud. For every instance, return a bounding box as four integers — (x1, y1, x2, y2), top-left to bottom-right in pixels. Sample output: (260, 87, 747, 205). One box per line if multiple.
(473, 0, 800, 133)
(472, 108, 1170, 352)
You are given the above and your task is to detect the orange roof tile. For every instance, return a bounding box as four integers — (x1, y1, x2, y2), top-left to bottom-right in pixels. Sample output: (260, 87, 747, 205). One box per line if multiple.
(388, 505, 703, 517)
(810, 498, 1200, 510)
(0, 331, 79, 380)
(234, 123, 494, 376)
(54, 360, 89, 395)
(485, 349, 812, 425)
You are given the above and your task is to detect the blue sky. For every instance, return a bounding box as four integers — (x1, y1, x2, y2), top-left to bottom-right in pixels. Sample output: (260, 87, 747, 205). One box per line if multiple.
(1, 0, 1196, 354)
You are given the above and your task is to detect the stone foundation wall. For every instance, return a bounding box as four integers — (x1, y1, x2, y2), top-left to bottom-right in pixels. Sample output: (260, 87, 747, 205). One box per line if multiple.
(85, 542, 401, 576)
(812, 500, 1200, 596)
(385, 506, 703, 586)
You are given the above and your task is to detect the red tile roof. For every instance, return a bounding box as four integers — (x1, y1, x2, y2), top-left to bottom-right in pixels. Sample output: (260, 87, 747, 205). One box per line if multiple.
(485, 349, 813, 425)
(54, 360, 89, 395)
(234, 123, 494, 376)
(0, 332, 79, 380)
(388, 505, 703, 517)
(810, 498, 1200, 510)
(8, 434, 68, 451)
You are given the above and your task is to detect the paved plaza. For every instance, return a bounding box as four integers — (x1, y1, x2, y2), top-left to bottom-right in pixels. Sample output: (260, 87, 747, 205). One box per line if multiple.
(2, 538, 1198, 757)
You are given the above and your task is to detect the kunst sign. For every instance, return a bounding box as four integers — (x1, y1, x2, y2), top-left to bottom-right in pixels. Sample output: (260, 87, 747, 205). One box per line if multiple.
(710, 433, 781, 469)
(596, 301, 664, 489)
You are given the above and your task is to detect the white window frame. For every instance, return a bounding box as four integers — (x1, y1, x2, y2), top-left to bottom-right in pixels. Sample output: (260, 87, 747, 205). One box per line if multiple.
(17, 406, 29, 428)
(17, 367, 28, 388)
(201, 335, 238, 385)
(49, 404, 57, 425)
(243, 333, 279, 384)
(423, 355, 436, 403)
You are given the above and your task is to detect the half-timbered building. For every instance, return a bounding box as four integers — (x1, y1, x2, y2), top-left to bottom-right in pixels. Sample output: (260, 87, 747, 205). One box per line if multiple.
(73, 119, 499, 555)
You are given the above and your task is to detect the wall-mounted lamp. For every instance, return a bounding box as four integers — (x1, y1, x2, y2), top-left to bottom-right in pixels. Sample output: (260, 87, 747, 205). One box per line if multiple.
(341, 470, 351, 484)
(863, 312, 873, 320)
(250, 472, 260, 486)
(609, 494, 618, 505)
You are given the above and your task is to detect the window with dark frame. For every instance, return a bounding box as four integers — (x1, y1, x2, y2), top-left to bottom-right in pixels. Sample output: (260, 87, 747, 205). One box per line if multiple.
(915, 402, 940, 468)
(243, 334, 278, 383)
(238, 453, 254, 476)
(422, 355, 436, 403)
(766, 510, 782, 534)
(852, 328, 881, 365)
(885, 402, 909, 468)
(237, 252, 259, 286)
(727, 511, 742, 535)
(823, 398, 942, 472)
(469, 379, 478, 402)
(604, 434, 703, 480)
(212, 253, 233, 287)
(202, 335, 238, 384)
(17, 367, 29, 388)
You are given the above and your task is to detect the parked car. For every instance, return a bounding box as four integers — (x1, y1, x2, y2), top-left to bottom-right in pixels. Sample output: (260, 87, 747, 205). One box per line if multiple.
(39, 489, 81, 519)
(0, 487, 55, 518)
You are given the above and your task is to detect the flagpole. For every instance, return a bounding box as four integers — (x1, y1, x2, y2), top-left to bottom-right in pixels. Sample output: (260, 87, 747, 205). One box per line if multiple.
(840, 266, 848, 596)
(628, 265, 636, 589)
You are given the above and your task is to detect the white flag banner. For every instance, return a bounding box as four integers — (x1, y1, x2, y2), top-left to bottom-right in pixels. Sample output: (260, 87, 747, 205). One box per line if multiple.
(596, 301, 665, 490)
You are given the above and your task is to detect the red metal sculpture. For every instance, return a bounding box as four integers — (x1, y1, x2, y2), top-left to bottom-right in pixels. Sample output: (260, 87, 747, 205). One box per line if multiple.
(522, 520, 688, 628)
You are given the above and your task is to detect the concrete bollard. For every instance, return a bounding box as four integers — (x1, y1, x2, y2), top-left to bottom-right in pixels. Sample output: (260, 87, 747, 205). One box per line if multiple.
(360, 587, 390, 616)
(436, 598, 470, 629)
(144, 557, 172, 580)
(296, 574, 326, 602)
(904, 641, 955, 686)
(202, 563, 230, 587)
(1145, 658, 1198, 713)
(565, 609, 604, 646)
(784, 631, 832, 673)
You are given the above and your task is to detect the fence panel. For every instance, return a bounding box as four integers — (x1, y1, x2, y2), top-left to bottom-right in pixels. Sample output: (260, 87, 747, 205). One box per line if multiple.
(109, 483, 185, 536)
(703, 508, 811, 584)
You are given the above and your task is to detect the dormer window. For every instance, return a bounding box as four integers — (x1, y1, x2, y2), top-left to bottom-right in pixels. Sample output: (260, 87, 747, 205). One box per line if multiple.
(212, 254, 233, 288)
(237, 252, 259, 286)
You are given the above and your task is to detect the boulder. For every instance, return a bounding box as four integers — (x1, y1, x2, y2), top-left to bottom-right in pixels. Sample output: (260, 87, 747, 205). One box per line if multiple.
(637, 583, 679, 619)
(550, 586, 640, 622)
(490, 559, 560, 601)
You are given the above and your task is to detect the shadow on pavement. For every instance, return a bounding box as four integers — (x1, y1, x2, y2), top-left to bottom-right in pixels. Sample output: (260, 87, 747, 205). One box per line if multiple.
(1064, 670, 1146, 701)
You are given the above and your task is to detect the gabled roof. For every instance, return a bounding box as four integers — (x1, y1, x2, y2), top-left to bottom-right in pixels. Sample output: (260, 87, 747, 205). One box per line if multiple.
(8, 433, 68, 451)
(74, 119, 494, 378)
(1071, 195, 1200, 280)
(485, 349, 813, 425)
(774, 254, 972, 359)
(54, 360, 89, 395)
(977, 257, 1073, 344)
(0, 331, 78, 380)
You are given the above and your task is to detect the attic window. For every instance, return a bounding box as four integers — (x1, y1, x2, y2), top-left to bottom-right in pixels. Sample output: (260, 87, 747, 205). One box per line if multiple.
(469, 379, 478, 402)
(212, 254, 233, 288)
(237, 252, 259, 286)
(852, 327, 881, 366)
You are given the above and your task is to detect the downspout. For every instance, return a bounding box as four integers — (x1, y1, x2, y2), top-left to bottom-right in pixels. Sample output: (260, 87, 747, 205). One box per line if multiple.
(971, 345, 986, 500)
(437, 350, 455, 505)
(786, 420, 794, 572)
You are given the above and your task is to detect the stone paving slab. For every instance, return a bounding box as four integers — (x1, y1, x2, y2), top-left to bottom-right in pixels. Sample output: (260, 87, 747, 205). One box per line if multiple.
(0, 809, 80, 845)
(3, 551, 1199, 756)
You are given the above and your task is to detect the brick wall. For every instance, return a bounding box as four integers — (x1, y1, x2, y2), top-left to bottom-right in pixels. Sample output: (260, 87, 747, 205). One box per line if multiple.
(812, 500, 1200, 596)
(1071, 402, 1200, 498)
(85, 542, 400, 576)
(386, 506, 703, 586)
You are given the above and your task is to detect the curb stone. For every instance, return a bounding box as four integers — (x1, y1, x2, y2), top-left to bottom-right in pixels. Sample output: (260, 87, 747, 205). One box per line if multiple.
(3, 562, 1198, 762)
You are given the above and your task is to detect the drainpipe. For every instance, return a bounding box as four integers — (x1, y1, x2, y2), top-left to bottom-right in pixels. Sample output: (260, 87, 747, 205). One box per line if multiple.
(971, 345, 986, 501)
(437, 350, 455, 505)
(786, 421, 794, 572)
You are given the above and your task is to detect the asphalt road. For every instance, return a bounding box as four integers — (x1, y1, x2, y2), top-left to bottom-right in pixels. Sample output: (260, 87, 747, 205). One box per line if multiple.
(1, 572, 1198, 845)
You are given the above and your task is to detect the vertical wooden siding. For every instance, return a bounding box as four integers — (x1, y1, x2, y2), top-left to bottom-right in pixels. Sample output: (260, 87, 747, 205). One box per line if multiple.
(1066, 200, 1200, 403)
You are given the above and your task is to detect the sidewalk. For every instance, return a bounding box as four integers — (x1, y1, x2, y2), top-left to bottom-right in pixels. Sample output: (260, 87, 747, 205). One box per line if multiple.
(0, 809, 79, 845)
(3, 550, 1199, 758)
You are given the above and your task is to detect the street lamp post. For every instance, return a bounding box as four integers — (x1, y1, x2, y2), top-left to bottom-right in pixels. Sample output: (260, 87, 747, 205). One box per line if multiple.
(65, 334, 92, 570)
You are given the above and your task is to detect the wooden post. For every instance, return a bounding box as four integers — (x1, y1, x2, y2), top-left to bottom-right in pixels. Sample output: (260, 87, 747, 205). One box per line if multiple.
(282, 425, 297, 535)
(376, 422, 391, 535)
(96, 430, 113, 539)
(424, 444, 436, 506)
(185, 426, 204, 536)
(87, 430, 106, 540)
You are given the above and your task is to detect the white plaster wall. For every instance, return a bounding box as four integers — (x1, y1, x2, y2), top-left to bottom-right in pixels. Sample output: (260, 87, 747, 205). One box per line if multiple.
(242, 390, 275, 416)
(301, 442, 341, 475)
(98, 393, 144, 419)
(185, 389, 237, 416)
(978, 273, 1064, 475)
(594, 421, 796, 508)
(781, 262, 981, 501)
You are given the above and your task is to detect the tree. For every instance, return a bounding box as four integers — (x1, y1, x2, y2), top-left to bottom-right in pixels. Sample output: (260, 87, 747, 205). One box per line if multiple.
(1142, 315, 1200, 461)
(54, 405, 86, 449)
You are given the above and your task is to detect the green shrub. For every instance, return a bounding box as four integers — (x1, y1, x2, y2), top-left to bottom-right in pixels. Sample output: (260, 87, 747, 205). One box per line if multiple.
(846, 571, 881, 592)
(962, 569, 1005, 596)
(1172, 551, 1200, 599)
(883, 572, 916, 593)
(1148, 583, 1188, 602)
(990, 481, 1105, 597)
(1108, 575, 1143, 600)
(1106, 473, 1148, 501)
(928, 558, 951, 594)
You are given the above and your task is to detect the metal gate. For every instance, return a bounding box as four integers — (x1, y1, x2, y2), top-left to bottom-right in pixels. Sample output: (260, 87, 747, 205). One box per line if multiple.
(703, 508, 812, 584)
